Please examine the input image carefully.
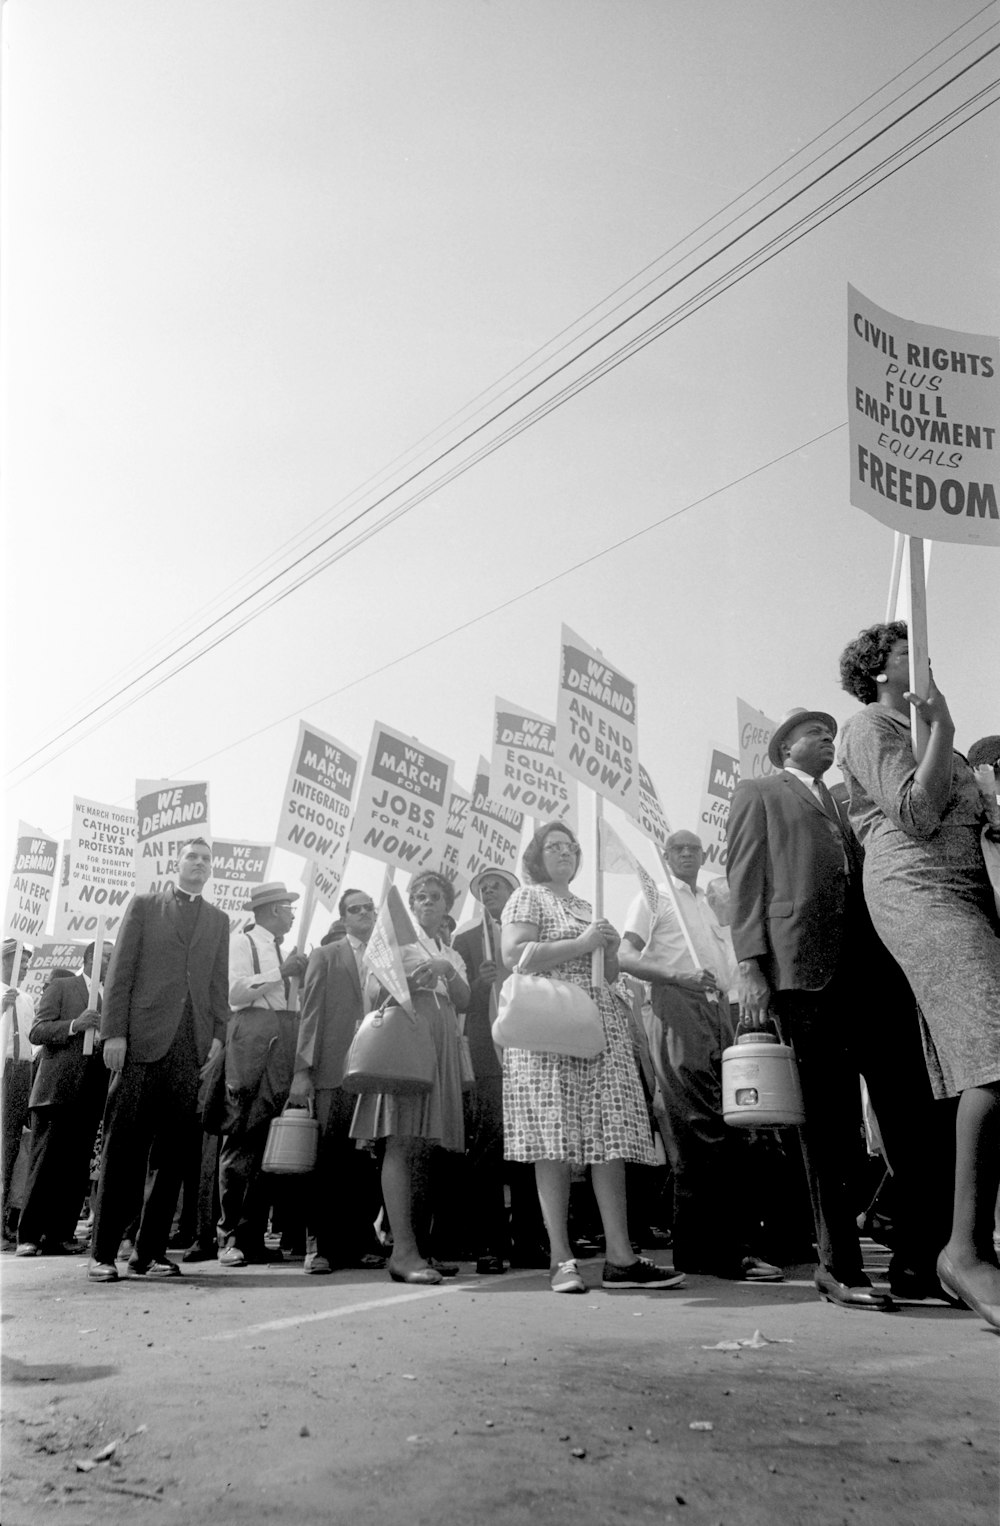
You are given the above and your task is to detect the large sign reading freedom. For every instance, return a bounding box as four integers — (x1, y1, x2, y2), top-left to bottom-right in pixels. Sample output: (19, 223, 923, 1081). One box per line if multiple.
(848, 284, 999, 547)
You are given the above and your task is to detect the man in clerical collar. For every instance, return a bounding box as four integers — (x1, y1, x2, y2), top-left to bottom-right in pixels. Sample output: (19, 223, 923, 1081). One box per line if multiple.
(88, 837, 230, 1282)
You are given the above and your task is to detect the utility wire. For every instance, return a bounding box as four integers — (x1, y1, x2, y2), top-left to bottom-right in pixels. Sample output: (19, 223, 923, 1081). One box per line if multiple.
(25, 23, 998, 744)
(9, 50, 998, 782)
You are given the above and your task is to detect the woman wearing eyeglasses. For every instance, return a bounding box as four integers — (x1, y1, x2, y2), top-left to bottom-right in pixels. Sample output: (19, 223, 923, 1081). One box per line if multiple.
(350, 870, 470, 1284)
(500, 822, 684, 1294)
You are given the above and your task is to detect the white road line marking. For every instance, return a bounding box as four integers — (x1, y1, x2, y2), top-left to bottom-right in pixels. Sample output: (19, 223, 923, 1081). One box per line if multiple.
(202, 1266, 548, 1340)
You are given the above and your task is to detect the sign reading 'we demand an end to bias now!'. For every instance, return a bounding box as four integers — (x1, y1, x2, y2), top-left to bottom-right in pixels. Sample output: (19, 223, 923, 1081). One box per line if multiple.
(555, 626, 638, 814)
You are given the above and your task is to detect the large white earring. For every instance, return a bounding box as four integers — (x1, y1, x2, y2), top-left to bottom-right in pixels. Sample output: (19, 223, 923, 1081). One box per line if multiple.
(875, 673, 888, 684)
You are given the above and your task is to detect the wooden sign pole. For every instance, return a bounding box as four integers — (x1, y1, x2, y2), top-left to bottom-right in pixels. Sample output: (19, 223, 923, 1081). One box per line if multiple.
(907, 535, 931, 761)
(592, 793, 605, 987)
(83, 915, 106, 1056)
(288, 864, 318, 1013)
(885, 532, 905, 623)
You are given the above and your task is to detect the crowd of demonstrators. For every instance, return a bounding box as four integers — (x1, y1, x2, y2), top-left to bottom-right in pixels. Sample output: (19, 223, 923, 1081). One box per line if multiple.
(837, 625, 1000, 1331)
(2, 671, 996, 1332)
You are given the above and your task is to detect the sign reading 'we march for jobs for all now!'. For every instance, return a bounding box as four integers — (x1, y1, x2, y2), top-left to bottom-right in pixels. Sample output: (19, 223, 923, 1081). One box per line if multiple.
(555, 626, 638, 814)
(848, 284, 999, 547)
(349, 723, 454, 874)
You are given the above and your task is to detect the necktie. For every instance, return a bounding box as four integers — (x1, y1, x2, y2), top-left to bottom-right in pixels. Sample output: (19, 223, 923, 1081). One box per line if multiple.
(11, 997, 20, 1062)
(813, 778, 841, 823)
(274, 936, 290, 1004)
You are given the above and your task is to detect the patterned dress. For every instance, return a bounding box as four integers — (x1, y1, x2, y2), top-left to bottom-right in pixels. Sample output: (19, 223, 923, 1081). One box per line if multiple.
(500, 885, 656, 1165)
(838, 705, 1000, 1098)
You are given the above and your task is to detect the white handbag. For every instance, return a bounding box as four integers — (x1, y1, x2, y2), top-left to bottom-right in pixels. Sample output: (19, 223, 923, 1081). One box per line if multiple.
(492, 946, 604, 1058)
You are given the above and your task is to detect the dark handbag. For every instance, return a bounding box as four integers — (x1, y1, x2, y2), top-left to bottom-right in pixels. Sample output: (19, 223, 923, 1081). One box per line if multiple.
(341, 1001, 437, 1095)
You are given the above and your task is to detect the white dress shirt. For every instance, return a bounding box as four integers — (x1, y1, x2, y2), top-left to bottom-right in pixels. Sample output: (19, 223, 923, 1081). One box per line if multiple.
(624, 876, 736, 994)
(229, 924, 286, 1010)
(1, 984, 37, 1062)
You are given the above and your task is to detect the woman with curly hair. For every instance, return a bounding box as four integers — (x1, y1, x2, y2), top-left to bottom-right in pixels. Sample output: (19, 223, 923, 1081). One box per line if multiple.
(837, 621, 1000, 1331)
(500, 821, 683, 1294)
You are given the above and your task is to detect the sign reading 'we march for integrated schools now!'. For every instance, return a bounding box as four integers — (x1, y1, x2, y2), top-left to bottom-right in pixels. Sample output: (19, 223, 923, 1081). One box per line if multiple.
(349, 722, 454, 874)
(275, 721, 360, 909)
(555, 626, 638, 814)
(135, 780, 210, 895)
(490, 698, 577, 829)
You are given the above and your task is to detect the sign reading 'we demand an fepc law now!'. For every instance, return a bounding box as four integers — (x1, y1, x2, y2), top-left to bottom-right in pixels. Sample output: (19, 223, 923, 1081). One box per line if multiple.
(848, 284, 999, 547)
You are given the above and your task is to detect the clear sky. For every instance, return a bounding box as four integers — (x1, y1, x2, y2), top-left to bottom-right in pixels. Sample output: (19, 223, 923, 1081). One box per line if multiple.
(2, 0, 998, 936)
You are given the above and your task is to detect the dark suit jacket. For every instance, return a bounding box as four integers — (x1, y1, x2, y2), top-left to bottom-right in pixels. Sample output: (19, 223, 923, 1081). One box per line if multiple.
(296, 939, 367, 1091)
(726, 771, 862, 993)
(100, 886, 230, 1064)
(453, 921, 502, 1080)
(28, 974, 108, 1111)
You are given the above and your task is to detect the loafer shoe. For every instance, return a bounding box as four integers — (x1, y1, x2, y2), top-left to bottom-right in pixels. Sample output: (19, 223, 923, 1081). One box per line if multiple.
(815, 1268, 893, 1310)
(15, 1242, 41, 1257)
(936, 1251, 1000, 1330)
(550, 1258, 587, 1294)
(738, 1256, 785, 1283)
(475, 1255, 506, 1275)
(128, 1256, 181, 1278)
(304, 1254, 332, 1275)
(218, 1245, 246, 1268)
(601, 1256, 686, 1290)
(88, 1261, 119, 1282)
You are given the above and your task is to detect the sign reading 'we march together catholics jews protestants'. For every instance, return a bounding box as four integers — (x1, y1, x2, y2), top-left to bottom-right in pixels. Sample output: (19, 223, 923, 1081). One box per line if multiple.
(848, 284, 999, 547)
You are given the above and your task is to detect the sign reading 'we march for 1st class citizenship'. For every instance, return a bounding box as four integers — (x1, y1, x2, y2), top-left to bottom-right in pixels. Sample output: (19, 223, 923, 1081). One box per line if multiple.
(275, 721, 359, 908)
(208, 840, 273, 927)
(555, 626, 638, 814)
(490, 698, 577, 829)
(848, 284, 999, 547)
(349, 722, 454, 874)
(135, 780, 210, 895)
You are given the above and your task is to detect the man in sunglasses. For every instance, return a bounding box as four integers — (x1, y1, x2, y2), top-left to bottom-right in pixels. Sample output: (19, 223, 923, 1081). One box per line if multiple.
(290, 889, 386, 1273)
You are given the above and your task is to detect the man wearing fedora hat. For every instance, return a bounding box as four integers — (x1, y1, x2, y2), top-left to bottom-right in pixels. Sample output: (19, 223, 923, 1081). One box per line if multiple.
(216, 883, 308, 1267)
(727, 707, 951, 1311)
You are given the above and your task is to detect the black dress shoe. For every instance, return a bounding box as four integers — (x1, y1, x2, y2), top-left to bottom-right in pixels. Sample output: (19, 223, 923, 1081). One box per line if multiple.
(889, 1265, 963, 1305)
(475, 1255, 506, 1275)
(128, 1256, 181, 1278)
(815, 1268, 894, 1311)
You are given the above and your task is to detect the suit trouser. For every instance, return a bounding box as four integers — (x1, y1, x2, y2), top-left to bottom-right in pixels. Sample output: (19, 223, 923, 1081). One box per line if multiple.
(650, 987, 759, 1271)
(462, 1078, 510, 1257)
(307, 1086, 383, 1264)
(1, 1059, 33, 1232)
(776, 967, 955, 1282)
(217, 1010, 297, 1251)
(19, 1089, 105, 1246)
(91, 1037, 200, 1265)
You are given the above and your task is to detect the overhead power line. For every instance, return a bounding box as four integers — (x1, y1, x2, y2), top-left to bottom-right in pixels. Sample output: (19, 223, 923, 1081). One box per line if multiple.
(8, 42, 999, 784)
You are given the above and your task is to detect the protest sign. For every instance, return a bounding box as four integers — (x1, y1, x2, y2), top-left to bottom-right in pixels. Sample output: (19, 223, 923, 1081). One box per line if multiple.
(349, 723, 454, 874)
(274, 721, 359, 901)
(491, 697, 577, 829)
(134, 780, 211, 894)
(4, 823, 59, 942)
(698, 745, 740, 872)
(22, 942, 86, 1005)
(737, 699, 777, 783)
(848, 284, 999, 547)
(555, 626, 638, 813)
(63, 797, 136, 938)
(634, 762, 671, 852)
(598, 818, 659, 914)
(437, 784, 471, 898)
(207, 839, 273, 927)
(461, 758, 523, 884)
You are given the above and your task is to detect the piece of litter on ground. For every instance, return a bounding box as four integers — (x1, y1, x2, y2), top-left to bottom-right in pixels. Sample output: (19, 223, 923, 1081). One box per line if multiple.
(400, 1373, 417, 1380)
(570, 1447, 586, 1459)
(701, 1329, 793, 1350)
(299, 1425, 310, 1437)
(78, 1328, 97, 1335)
(689, 1421, 714, 1431)
(92, 1441, 118, 1461)
(74, 1460, 96, 1472)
